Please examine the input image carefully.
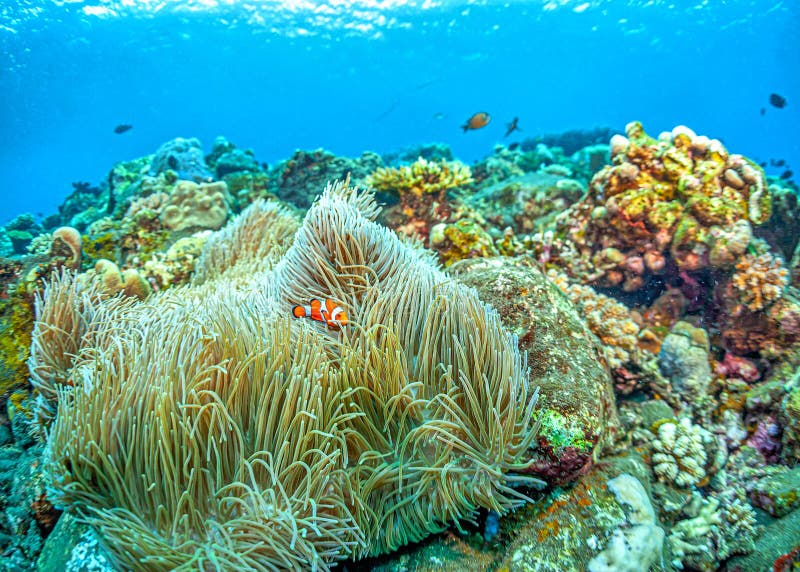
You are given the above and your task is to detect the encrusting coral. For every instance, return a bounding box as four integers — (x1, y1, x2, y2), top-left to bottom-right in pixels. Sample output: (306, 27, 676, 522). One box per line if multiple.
(160, 180, 230, 232)
(560, 122, 770, 290)
(35, 180, 542, 570)
(546, 270, 640, 371)
(729, 251, 789, 312)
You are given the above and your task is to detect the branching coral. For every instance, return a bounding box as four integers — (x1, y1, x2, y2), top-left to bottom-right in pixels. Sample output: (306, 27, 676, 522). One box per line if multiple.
(668, 490, 759, 570)
(38, 181, 541, 570)
(651, 418, 713, 487)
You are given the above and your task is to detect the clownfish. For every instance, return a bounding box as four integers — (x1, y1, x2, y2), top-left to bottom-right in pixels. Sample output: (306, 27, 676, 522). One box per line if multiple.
(292, 299, 348, 329)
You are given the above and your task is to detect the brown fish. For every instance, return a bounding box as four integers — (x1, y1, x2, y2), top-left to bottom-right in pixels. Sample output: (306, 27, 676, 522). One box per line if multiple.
(505, 116, 521, 137)
(462, 112, 491, 132)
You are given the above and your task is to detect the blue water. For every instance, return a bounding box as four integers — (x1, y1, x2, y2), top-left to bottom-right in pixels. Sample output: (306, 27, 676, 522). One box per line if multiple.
(1, 0, 798, 224)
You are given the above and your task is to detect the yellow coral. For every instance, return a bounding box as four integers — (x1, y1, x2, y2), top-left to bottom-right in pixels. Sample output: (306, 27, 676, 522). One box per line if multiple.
(367, 157, 472, 197)
(141, 233, 210, 289)
(730, 252, 788, 311)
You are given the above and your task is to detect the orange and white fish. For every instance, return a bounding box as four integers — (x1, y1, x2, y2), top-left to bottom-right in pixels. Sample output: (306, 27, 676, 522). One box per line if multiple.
(292, 299, 349, 329)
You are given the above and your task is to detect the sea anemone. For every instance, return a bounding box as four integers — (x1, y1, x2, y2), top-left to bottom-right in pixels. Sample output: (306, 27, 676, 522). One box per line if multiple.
(37, 180, 541, 570)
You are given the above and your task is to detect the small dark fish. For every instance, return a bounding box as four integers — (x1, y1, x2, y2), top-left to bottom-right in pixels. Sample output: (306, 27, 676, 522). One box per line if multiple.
(769, 93, 787, 109)
(113, 124, 133, 134)
(760, 107, 766, 116)
(504, 117, 521, 138)
(771, 158, 786, 167)
(781, 170, 793, 180)
(760, 161, 767, 167)
(462, 112, 491, 132)
(508, 142, 520, 151)
(167, 155, 178, 170)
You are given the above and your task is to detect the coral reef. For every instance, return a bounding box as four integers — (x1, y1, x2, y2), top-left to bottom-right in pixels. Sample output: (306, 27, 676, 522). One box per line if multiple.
(368, 157, 473, 243)
(658, 321, 713, 411)
(728, 251, 789, 311)
(588, 473, 664, 572)
(1, 122, 797, 572)
(521, 126, 617, 156)
(159, 180, 230, 232)
(450, 257, 618, 484)
(4, 214, 43, 255)
(205, 137, 260, 179)
(560, 121, 770, 290)
(667, 490, 759, 570)
(759, 183, 800, 260)
(383, 142, 454, 165)
(545, 269, 666, 396)
(467, 172, 585, 234)
(273, 148, 383, 208)
(429, 219, 498, 267)
(36, 182, 542, 570)
(650, 418, 714, 487)
(149, 137, 213, 181)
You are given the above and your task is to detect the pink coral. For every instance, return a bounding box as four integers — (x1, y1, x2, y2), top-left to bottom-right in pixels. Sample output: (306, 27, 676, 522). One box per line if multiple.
(746, 418, 782, 463)
(715, 353, 760, 383)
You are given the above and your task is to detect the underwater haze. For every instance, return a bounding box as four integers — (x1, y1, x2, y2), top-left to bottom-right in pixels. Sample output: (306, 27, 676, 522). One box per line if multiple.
(1, 0, 798, 223)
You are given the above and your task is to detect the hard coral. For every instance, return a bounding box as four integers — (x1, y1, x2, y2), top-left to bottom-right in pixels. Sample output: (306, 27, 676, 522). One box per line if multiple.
(561, 122, 770, 289)
(368, 157, 472, 198)
(273, 148, 383, 208)
(369, 158, 472, 243)
(651, 418, 713, 487)
(40, 181, 541, 570)
(429, 219, 498, 267)
(729, 251, 789, 311)
(160, 180, 230, 232)
(547, 270, 640, 371)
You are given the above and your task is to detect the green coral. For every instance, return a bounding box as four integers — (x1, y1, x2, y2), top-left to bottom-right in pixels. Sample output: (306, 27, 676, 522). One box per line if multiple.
(538, 409, 594, 453)
(0, 287, 35, 394)
(81, 233, 117, 266)
(429, 219, 498, 266)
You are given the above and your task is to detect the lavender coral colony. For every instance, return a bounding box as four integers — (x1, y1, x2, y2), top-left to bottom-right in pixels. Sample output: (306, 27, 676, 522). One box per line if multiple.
(0, 122, 799, 571)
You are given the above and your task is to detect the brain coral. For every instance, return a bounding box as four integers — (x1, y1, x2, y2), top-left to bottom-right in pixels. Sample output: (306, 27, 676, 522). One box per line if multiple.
(36, 181, 541, 570)
(160, 180, 230, 232)
(563, 122, 770, 289)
